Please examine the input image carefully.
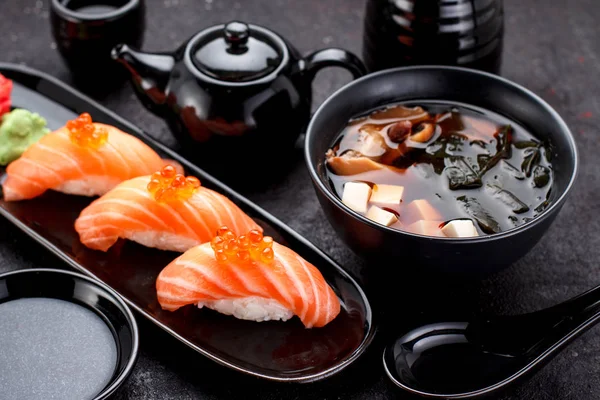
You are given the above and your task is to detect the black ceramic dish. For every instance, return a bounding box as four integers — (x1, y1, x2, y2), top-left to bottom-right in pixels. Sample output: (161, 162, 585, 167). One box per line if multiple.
(382, 281, 600, 398)
(0, 268, 138, 400)
(112, 20, 366, 186)
(50, 0, 145, 91)
(305, 66, 578, 275)
(0, 62, 374, 382)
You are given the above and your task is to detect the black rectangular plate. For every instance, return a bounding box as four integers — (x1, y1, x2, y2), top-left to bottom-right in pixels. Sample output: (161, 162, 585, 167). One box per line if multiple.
(0, 63, 374, 382)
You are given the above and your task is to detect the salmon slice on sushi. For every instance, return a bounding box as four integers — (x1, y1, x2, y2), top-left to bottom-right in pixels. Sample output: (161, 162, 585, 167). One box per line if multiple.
(156, 226, 341, 328)
(75, 166, 261, 253)
(2, 113, 175, 201)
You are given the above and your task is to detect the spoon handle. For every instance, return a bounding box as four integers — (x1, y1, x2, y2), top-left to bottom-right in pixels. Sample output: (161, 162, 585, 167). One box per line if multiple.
(468, 284, 600, 357)
(542, 283, 600, 338)
(553, 283, 600, 316)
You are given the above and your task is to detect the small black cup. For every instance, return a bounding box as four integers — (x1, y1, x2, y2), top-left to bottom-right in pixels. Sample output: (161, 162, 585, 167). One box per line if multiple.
(50, 0, 145, 92)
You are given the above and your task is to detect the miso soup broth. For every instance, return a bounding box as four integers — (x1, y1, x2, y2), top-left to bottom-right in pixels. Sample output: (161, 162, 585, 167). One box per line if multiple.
(325, 101, 554, 237)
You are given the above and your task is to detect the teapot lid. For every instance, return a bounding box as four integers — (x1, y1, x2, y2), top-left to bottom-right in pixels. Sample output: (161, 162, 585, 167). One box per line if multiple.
(189, 21, 285, 83)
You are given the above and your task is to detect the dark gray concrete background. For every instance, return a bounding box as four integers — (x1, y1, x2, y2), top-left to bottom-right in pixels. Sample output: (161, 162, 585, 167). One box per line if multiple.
(1, 0, 599, 398)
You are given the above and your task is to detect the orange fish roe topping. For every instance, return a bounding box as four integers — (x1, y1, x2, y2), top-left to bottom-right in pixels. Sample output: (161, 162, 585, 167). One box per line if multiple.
(147, 165, 201, 202)
(66, 113, 108, 149)
(211, 226, 274, 264)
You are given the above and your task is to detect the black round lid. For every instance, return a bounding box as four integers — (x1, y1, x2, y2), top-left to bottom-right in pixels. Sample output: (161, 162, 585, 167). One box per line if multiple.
(191, 21, 284, 82)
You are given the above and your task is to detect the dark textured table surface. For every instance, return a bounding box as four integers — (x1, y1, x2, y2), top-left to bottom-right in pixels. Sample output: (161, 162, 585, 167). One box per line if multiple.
(1, 0, 599, 399)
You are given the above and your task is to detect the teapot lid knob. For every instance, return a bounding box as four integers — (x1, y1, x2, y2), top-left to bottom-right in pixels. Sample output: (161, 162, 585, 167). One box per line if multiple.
(224, 21, 250, 46)
(188, 21, 286, 83)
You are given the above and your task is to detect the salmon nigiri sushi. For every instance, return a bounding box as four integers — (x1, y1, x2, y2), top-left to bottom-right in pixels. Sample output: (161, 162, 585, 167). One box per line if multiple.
(75, 166, 261, 252)
(156, 226, 341, 328)
(2, 113, 172, 201)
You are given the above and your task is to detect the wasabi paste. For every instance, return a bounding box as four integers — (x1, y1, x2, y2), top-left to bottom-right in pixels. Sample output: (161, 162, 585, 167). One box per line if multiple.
(0, 109, 50, 165)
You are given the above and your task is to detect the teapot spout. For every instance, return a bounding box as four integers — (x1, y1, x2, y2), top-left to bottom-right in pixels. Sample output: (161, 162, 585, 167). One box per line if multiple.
(111, 43, 175, 115)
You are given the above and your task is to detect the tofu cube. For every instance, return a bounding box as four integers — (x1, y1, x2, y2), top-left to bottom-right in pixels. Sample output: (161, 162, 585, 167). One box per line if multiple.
(342, 182, 372, 213)
(370, 184, 404, 206)
(403, 199, 442, 224)
(441, 219, 479, 238)
(365, 205, 398, 227)
(404, 220, 445, 237)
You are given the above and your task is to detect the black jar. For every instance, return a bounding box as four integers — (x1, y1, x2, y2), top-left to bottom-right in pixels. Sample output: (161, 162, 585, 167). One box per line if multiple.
(362, 0, 504, 74)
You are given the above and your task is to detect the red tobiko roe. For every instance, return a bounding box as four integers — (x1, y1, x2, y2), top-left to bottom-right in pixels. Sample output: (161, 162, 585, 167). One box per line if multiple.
(0, 74, 12, 117)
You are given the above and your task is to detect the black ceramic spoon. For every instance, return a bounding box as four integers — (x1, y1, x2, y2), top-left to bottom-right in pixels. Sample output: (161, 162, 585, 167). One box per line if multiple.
(383, 284, 600, 398)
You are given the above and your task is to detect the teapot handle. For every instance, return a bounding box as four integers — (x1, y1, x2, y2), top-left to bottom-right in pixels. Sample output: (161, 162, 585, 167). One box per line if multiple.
(301, 48, 367, 81)
(291, 49, 366, 150)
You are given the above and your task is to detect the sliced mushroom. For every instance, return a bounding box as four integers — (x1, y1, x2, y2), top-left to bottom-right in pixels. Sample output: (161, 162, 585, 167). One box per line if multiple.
(337, 124, 389, 158)
(370, 105, 430, 124)
(387, 120, 413, 143)
(355, 126, 388, 157)
(409, 122, 436, 143)
(326, 150, 397, 176)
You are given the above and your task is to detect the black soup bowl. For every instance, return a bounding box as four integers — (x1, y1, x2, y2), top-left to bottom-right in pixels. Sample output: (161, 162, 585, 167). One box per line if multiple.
(305, 66, 578, 276)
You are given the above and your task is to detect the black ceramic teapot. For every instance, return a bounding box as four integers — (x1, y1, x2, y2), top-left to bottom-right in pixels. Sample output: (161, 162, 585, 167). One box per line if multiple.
(112, 21, 366, 184)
